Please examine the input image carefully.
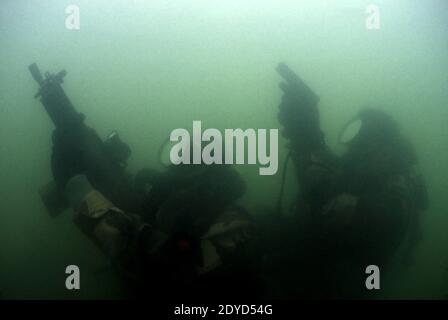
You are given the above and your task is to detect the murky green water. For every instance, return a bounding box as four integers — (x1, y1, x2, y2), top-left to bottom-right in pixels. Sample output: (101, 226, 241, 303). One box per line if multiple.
(0, 0, 447, 299)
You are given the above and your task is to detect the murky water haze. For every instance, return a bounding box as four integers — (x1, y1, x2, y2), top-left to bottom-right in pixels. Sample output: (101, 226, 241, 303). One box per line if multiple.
(0, 0, 447, 298)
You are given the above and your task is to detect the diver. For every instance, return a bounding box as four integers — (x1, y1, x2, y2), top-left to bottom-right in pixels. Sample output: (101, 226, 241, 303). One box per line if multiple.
(29, 62, 261, 299)
(265, 63, 428, 299)
(60, 162, 261, 299)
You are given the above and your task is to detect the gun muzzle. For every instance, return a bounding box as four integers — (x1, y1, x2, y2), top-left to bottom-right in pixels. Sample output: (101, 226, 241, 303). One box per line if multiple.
(29, 63, 43, 86)
(276, 62, 319, 105)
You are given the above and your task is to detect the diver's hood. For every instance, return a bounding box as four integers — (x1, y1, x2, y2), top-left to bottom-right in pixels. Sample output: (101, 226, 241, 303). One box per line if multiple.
(338, 109, 399, 146)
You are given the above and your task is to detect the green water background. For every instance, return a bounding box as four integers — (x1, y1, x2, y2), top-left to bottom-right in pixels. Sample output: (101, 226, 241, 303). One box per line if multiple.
(0, 0, 447, 299)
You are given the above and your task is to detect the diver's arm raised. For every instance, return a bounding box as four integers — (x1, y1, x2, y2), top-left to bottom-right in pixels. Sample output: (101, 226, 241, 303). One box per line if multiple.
(276, 62, 325, 153)
(276, 63, 337, 204)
